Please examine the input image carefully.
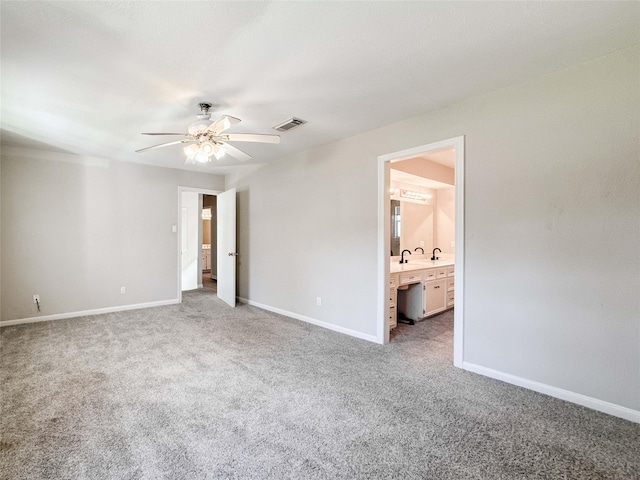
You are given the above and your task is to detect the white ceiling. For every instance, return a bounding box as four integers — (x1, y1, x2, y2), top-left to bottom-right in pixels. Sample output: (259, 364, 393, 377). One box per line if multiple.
(1, 1, 638, 174)
(391, 147, 455, 190)
(420, 149, 455, 170)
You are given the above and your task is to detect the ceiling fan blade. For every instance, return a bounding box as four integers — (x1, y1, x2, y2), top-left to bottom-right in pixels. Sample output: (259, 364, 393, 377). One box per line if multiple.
(219, 142, 251, 161)
(135, 139, 192, 153)
(207, 115, 241, 135)
(221, 133, 280, 144)
(141, 132, 186, 136)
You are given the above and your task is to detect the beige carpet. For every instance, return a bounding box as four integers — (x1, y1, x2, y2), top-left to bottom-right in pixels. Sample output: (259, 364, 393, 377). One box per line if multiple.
(1, 289, 638, 479)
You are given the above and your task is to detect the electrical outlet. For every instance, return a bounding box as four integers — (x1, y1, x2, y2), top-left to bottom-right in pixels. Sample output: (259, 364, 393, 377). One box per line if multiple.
(316, 297, 322, 306)
(33, 294, 40, 304)
(120, 287, 126, 294)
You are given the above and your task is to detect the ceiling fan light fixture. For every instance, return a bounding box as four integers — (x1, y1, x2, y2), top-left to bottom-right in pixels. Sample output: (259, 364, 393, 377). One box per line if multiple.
(195, 149, 210, 163)
(184, 143, 199, 159)
(139, 102, 276, 164)
(200, 141, 215, 155)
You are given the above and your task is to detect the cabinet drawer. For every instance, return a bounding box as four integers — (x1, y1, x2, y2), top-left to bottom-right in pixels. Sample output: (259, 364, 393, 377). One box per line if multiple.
(389, 306, 397, 329)
(389, 288, 397, 306)
(447, 266, 455, 277)
(389, 273, 399, 288)
(447, 292, 455, 307)
(424, 269, 437, 282)
(447, 277, 455, 291)
(436, 268, 447, 279)
(399, 271, 424, 285)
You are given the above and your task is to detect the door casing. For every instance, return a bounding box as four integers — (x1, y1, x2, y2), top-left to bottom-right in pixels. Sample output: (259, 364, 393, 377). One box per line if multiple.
(377, 136, 465, 368)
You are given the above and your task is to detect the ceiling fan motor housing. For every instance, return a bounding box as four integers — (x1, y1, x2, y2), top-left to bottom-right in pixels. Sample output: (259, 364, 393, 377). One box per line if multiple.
(196, 102, 212, 121)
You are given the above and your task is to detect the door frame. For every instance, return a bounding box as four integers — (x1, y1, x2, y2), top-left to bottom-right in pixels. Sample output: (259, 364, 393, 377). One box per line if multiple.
(377, 136, 465, 368)
(177, 186, 223, 303)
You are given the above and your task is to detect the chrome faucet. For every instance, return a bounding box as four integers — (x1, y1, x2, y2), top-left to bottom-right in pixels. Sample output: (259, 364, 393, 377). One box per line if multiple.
(414, 247, 424, 254)
(431, 247, 441, 260)
(400, 249, 412, 264)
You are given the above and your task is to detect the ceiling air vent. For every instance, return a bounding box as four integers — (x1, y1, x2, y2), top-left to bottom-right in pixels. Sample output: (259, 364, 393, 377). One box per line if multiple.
(273, 117, 307, 132)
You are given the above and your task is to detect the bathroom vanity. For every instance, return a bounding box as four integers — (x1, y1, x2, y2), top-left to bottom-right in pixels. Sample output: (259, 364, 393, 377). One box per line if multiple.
(202, 244, 211, 272)
(389, 260, 454, 329)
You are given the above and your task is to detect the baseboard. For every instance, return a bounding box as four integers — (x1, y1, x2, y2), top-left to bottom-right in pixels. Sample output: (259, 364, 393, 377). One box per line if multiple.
(237, 296, 381, 344)
(0, 299, 181, 328)
(462, 361, 640, 424)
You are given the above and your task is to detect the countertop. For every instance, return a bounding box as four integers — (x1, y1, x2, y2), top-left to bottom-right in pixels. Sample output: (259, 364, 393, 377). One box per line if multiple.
(390, 259, 454, 274)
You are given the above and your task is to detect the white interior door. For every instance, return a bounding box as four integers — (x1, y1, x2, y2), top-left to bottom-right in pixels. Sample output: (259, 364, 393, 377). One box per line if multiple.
(217, 188, 236, 307)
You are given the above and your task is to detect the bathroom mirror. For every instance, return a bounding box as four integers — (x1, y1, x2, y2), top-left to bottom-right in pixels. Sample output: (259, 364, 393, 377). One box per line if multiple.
(390, 200, 434, 256)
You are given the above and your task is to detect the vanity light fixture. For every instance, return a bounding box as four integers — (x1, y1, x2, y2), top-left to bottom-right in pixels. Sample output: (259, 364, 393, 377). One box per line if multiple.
(400, 189, 431, 201)
(202, 208, 212, 220)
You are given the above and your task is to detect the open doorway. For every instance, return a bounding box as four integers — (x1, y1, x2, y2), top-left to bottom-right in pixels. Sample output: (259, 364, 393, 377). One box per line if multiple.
(377, 136, 464, 367)
(178, 187, 222, 300)
(201, 194, 217, 293)
(389, 149, 455, 337)
(180, 191, 218, 294)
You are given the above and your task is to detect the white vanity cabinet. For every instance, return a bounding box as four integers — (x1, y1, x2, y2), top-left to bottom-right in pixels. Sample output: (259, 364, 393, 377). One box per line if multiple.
(390, 260, 454, 327)
(446, 266, 455, 308)
(389, 273, 398, 330)
(423, 266, 452, 316)
(202, 248, 211, 271)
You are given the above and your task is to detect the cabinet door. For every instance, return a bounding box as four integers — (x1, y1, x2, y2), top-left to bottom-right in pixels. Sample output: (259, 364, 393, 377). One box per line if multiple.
(424, 279, 447, 316)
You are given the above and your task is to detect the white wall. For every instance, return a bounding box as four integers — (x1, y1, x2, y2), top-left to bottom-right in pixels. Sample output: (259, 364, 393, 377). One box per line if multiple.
(228, 46, 639, 413)
(0, 150, 224, 321)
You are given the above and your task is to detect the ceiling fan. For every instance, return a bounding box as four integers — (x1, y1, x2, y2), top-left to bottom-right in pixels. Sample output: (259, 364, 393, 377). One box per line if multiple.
(136, 102, 280, 164)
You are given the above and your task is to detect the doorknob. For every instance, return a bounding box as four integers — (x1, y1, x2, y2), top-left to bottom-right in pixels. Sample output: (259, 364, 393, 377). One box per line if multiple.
(228, 252, 238, 256)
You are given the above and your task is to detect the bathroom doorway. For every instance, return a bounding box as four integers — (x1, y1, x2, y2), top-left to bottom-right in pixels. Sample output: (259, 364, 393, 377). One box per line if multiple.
(201, 194, 217, 292)
(377, 136, 465, 367)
